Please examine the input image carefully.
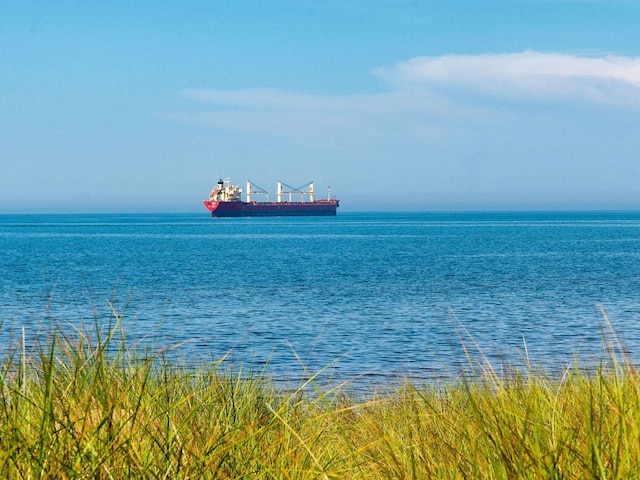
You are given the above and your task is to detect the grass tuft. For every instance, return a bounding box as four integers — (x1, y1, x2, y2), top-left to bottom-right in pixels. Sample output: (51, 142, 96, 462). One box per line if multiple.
(2, 309, 640, 478)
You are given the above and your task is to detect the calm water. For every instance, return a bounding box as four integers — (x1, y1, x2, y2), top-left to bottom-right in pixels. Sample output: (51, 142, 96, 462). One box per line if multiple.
(2, 211, 640, 384)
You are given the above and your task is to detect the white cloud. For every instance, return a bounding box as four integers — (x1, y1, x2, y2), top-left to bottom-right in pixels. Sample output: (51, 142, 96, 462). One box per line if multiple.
(167, 51, 640, 150)
(375, 51, 640, 105)
(178, 53, 640, 130)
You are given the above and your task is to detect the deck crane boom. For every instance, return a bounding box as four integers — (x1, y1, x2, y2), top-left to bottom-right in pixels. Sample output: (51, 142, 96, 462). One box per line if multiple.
(277, 181, 315, 203)
(246, 181, 269, 202)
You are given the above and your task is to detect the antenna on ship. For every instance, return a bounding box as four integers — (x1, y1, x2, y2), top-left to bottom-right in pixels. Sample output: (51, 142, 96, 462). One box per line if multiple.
(327, 186, 331, 200)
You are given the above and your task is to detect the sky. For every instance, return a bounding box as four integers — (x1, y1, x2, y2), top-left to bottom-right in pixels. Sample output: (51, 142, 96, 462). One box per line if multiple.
(2, 0, 640, 213)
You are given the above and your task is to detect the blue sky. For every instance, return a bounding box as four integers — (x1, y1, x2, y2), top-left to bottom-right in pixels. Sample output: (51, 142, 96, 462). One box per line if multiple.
(2, 1, 640, 212)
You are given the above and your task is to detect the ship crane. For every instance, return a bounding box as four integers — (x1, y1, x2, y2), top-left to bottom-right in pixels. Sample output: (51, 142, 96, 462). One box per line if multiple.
(277, 181, 315, 203)
(245, 181, 269, 202)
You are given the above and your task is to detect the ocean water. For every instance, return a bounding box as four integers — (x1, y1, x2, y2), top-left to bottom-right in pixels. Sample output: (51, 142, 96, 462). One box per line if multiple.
(2, 211, 640, 385)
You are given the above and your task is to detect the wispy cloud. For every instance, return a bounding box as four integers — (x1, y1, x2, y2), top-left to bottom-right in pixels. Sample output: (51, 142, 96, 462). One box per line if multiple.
(182, 88, 331, 110)
(172, 87, 458, 149)
(375, 51, 640, 105)
(167, 51, 640, 149)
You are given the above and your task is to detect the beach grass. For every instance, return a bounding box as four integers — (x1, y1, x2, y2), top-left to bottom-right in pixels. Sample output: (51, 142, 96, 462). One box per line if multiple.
(2, 311, 640, 478)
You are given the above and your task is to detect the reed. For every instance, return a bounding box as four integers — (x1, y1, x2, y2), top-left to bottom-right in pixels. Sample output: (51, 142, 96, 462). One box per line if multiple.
(2, 310, 640, 478)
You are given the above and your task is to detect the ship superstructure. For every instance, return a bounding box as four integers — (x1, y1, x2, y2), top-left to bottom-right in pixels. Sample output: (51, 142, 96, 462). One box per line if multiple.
(204, 178, 339, 217)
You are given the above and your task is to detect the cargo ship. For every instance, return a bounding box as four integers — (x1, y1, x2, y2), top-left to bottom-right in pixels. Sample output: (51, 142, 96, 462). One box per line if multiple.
(204, 178, 339, 217)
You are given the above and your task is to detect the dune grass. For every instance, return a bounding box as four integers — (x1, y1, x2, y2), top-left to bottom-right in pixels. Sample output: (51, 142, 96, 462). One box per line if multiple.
(2, 311, 640, 478)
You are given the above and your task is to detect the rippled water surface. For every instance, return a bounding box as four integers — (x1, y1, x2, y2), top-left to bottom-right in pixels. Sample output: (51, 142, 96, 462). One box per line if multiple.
(2, 212, 640, 383)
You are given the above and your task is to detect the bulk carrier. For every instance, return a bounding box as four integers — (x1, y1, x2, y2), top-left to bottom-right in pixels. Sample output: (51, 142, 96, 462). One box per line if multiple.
(204, 178, 339, 217)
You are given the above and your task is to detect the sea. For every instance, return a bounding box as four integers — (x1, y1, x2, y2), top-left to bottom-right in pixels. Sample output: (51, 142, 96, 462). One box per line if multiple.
(2, 211, 640, 387)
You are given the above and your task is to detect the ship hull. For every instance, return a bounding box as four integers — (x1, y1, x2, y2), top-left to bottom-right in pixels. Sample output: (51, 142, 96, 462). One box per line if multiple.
(203, 200, 339, 217)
